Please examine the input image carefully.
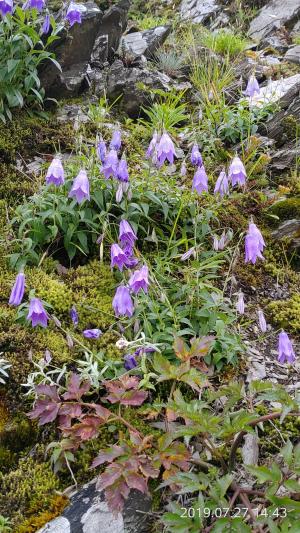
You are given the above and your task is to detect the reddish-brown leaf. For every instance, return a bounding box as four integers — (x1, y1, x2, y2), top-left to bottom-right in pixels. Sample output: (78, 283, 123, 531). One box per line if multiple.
(62, 372, 91, 401)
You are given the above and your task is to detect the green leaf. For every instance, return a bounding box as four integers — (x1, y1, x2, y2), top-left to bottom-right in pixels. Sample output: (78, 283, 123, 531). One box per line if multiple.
(246, 464, 282, 484)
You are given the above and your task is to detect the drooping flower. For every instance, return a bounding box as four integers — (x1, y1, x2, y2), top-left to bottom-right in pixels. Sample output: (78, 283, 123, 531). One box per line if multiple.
(112, 286, 134, 318)
(156, 133, 176, 166)
(180, 161, 187, 177)
(110, 130, 122, 151)
(70, 306, 78, 326)
(258, 309, 267, 333)
(27, 297, 48, 328)
(214, 170, 229, 197)
(228, 156, 247, 187)
(0, 0, 13, 15)
(117, 158, 129, 182)
(278, 331, 296, 364)
(66, 2, 82, 26)
(146, 131, 158, 159)
(83, 328, 102, 339)
(9, 272, 25, 306)
(46, 157, 64, 186)
(97, 139, 107, 163)
(119, 220, 137, 253)
(69, 169, 90, 204)
(213, 235, 219, 251)
(192, 165, 208, 195)
(124, 353, 138, 370)
(101, 149, 118, 179)
(245, 75, 260, 98)
(180, 247, 195, 261)
(41, 12, 50, 34)
(245, 222, 265, 264)
(236, 292, 245, 315)
(24, 0, 45, 11)
(190, 143, 202, 166)
(111, 243, 128, 271)
(129, 265, 149, 294)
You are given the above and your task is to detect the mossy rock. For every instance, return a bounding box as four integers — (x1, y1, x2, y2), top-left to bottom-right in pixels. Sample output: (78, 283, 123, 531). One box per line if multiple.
(0, 457, 59, 525)
(16, 495, 68, 533)
(268, 197, 300, 224)
(267, 293, 300, 333)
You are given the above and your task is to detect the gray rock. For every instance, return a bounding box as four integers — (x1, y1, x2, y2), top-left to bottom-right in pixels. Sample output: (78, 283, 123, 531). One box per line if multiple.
(248, 0, 300, 41)
(119, 25, 171, 59)
(271, 219, 300, 240)
(105, 60, 171, 117)
(97, 0, 130, 61)
(38, 478, 152, 533)
(285, 45, 300, 65)
(260, 34, 289, 53)
(271, 147, 300, 171)
(180, 0, 220, 24)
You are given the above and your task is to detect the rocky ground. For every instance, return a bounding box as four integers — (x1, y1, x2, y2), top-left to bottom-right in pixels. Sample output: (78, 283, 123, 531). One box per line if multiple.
(2, 0, 300, 532)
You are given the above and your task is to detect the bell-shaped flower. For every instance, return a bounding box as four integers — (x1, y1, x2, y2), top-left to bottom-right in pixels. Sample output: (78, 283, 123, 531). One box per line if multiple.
(236, 292, 245, 315)
(245, 223, 265, 264)
(27, 297, 48, 328)
(119, 220, 137, 251)
(46, 157, 64, 186)
(113, 286, 134, 318)
(70, 305, 78, 326)
(111, 243, 128, 271)
(129, 265, 149, 294)
(69, 169, 90, 204)
(214, 170, 229, 197)
(124, 353, 138, 370)
(0, 0, 13, 15)
(9, 272, 25, 306)
(245, 75, 260, 98)
(101, 149, 118, 179)
(97, 139, 106, 163)
(66, 2, 82, 26)
(24, 0, 45, 10)
(117, 158, 129, 182)
(278, 331, 296, 364)
(146, 131, 158, 159)
(258, 309, 267, 333)
(83, 329, 102, 339)
(156, 133, 176, 166)
(190, 143, 202, 166)
(110, 130, 122, 151)
(192, 165, 208, 195)
(229, 156, 247, 187)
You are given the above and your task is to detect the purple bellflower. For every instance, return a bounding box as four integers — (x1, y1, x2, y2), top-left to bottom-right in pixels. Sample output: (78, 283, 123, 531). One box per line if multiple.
(214, 170, 229, 197)
(66, 2, 82, 26)
(245, 75, 260, 98)
(278, 331, 296, 364)
(9, 272, 25, 306)
(101, 149, 118, 179)
(245, 222, 265, 264)
(190, 143, 202, 166)
(70, 306, 78, 326)
(236, 292, 245, 315)
(228, 156, 247, 187)
(69, 170, 90, 204)
(124, 353, 138, 370)
(110, 130, 122, 151)
(258, 309, 267, 333)
(192, 165, 208, 195)
(156, 133, 176, 166)
(41, 13, 50, 34)
(117, 158, 129, 182)
(0, 0, 13, 15)
(146, 131, 158, 159)
(119, 220, 137, 253)
(83, 329, 102, 339)
(46, 157, 64, 186)
(97, 139, 107, 163)
(24, 0, 45, 10)
(27, 297, 48, 328)
(129, 265, 149, 294)
(180, 247, 195, 261)
(113, 285, 134, 318)
(111, 243, 128, 271)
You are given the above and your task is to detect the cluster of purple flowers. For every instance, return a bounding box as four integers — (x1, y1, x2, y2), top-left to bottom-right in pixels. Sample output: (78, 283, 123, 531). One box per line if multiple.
(146, 131, 176, 167)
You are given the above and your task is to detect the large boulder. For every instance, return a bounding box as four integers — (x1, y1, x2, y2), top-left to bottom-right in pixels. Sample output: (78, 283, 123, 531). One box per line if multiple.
(105, 60, 171, 117)
(248, 0, 300, 41)
(180, 0, 221, 24)
(37, 478, 152, 533)
(119, 26, 171, 59)
(39, 0, 130, 98)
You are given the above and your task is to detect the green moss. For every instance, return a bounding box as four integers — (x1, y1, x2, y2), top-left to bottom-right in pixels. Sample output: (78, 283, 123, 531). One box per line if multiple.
(268, 197, 300, 223)
(0, 457, 59, 526)
(267, 293, 300, 333)
(16, 495, 68, 533)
